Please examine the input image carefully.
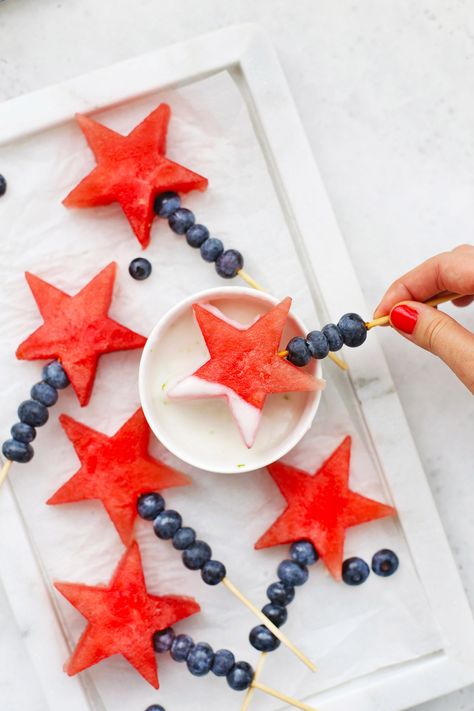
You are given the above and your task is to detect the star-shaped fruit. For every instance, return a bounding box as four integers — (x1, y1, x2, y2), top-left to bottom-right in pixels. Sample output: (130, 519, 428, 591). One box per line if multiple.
(16, 263, 146, 406)
(47, 409, 190, 545)
(167, 298, 324, 447)
(55, 542, 200, 688)
(255, 436, 396, 579)
(63, 104, 208, 247)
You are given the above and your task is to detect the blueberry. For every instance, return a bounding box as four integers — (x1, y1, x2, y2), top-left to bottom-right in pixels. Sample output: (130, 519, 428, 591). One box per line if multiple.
(31, 381, 58, 407)
(262, 602, 287, 628)
(337, 313, 367, 348)
(372, 549, 399, 577)
(266, 581, 295, 606)
(137, 492, 165, 520)
(290, 540, 318, 566)
(144, 705, 165, 711)
(170, 634, 194, 662)
(226, 661, 254, 691)
(277, 559, 309, 587)
(182, 540, 212, 570)
(249, 625, 280, 652)
(186, 224, 209, 248)
(152, 627, 175, 653)
(286, 337, 311, 367)
(200, 237, 224, 262)
(172, 526, 196, 550)
(154, 191, 180, 217)
(169, 208, 195, 235)
(18, 400, 48, 427)
(186, 642, 214, 677)
(11, 422, 36, 444)
(211, 649, 235, 677)
(129, 258, 152, 281)
(201, 560, 226, 585)
(342, 557, 370, 585)
(42, 361, 69, 389)
(153, 510, 182, 539)
(215, 249, 243, 279)
(0, 174, 6, 197)
(306, 331, 329, 360)
(2, 439, 34, 463)
(322, 323, 344, 351)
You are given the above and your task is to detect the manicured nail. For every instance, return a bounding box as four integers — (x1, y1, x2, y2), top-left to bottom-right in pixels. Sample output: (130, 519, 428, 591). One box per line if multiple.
(390, 304, 418, 334)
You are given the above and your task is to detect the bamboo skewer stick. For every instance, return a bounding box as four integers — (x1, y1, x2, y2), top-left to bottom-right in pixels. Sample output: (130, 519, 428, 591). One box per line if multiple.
(240, 653, 267, 711)
(365, 292, 461, 330)
(237, 269, 266, 292)
(252, 681, 319, 711)
(222, 577, 316, 672)
(0, 460, 12, 489)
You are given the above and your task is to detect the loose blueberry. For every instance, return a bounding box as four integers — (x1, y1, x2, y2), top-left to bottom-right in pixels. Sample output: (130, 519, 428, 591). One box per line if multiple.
(129, 258, 152, 281)
(152, 627, 175, 653)
(249, 625, 281, 652)
(0, 174, 6, 197)
(215, 249, 243, 279)
(322, 323, 344, 351)
(170, 634, 194, 662)
(306, 331, 329, 360)
(153, 510, 182, 539)
(144, 705, 165, 711)
(342, 557, 370, 585)
(226, 661, 254, 691)
(266, 581, 295, 606)
(211, 649, 235, 677)
(182, 540, 212, 570)
(277, 559, 309, 587)
(286, 337, 311, 367)
(372, 549, 399, 577)
(42, 361, 69, 389)
(154, 191, 180, 217)
(18, 400, 49, 427)
(186, 224, 209, 248)
(337, 313, 367, 348)
(2, 439, 34, 463)
(172, 526, 196, 550)
(137, 492, 165, 521)
(290, 540, 319, 566)
(169, 208, 195, 235)
(31, 381, 58, 407)
(261, 602, 287, 628)
(10, 422, 36, 444)
(200, 237, 224, 262)
(201, 560, 226, 585)
(186, 642, 214, 677)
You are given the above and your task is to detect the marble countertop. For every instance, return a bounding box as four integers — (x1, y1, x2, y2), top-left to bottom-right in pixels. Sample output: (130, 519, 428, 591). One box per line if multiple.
(0, 1, 473, 710)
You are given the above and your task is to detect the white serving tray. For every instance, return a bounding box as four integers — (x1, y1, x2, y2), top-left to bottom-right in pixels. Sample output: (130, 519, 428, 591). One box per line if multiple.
(0, 24, 473, 711)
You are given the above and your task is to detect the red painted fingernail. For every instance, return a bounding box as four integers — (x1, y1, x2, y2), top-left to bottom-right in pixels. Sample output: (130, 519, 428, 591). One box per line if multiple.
(390, 304, 418, 334)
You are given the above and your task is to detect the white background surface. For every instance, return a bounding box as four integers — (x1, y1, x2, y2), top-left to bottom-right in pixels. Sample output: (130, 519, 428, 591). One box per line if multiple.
(0, 2, 473, 710)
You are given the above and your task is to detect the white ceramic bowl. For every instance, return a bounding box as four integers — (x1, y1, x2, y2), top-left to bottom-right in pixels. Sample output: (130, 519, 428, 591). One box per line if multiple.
(139, 287, 322, 474)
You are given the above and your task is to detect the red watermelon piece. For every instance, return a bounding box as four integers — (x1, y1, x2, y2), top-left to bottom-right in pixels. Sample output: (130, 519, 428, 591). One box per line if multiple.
(63, 104, 208, 248)
(55, 542, 200, 688)
(16, 263, 146, 406)
(168, 298, 324, 447)
(255, 436, 396, 579)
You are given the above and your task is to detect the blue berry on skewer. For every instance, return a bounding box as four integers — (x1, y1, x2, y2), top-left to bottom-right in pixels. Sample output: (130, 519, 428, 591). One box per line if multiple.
(153, 628, 175, 653)
(2, 439, 33, 463)
(249, 624, 281, 652)
(261, 602, 287, 628)
(153, 509, 182, 539)
(290, 540, 318, 566)
(337, 313, 367, 347)
(226, 661, 254, 691)
(31, 381, 58, 407)
(18, 400, 49, 427)
(0, 174, 6, 197)
(172, 526, 196, 550)
(211, 649, 235, 677)
(182, 540, 212, 570)
(200, 237, 224, 262)
(145, 705, 165, 711)
(306, 331, 329, 360)
(154, 191, 181, 217)
(170, 633, 195, 662)
(372, 549, 399, 577)
(342, 557, 370, 585)
(201, 559, 226, 585)
(215, 249, 243, 279)
(129, 257, 152, 280)
(169, 208, 195, 235)
(186, 224, 209, 248)
(10, 422, 36, 444)
(282, 314, 368, 367)
(286, 337, 311, 367)
(42, 361, 70, 389)
(137, 492, 165, 520)
(266, 581, 295, 606)
(322, 323, 344, 351)
(277, 559, 309, 587)
(186, 641, 214, 676)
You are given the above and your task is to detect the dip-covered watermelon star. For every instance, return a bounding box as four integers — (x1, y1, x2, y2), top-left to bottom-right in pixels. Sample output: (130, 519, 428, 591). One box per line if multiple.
(63, 103, 208, 247)
(47, 408, 190, 545)
(16, 262, 146, 406)
(55, 542, 200, 688)
(255, 436, 396, 579)
(168, 298, 325, 447)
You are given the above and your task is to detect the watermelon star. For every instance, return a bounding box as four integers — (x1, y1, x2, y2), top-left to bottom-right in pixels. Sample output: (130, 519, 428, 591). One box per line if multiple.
(55, 542, 200, 688)
(167, 298, 324, 447)
(47, 409, 190, 545)
(63, 103, 208, 247)
(255, 436, 396, 579)
(16, 262, 146, 406)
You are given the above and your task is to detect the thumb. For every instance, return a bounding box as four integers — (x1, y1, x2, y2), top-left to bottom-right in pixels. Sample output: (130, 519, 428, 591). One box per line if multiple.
(389, 302, 474, 393)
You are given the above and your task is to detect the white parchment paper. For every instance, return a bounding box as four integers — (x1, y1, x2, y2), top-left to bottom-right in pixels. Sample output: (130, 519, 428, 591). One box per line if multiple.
(0, 72, 442, 711)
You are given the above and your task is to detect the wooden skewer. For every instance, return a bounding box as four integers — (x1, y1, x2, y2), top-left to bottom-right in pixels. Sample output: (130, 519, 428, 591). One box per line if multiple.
(0, 459, 12, 489)
(252, 680, 319, 711)
(240, 653, 267, 711)
(365, 292, 461, 330)
(237, 270, 266, 292)
(222, 577, 316, 672)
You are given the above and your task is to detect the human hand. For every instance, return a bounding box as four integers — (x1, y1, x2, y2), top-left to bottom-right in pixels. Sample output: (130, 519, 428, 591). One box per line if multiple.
(374, 244, 474, 393)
